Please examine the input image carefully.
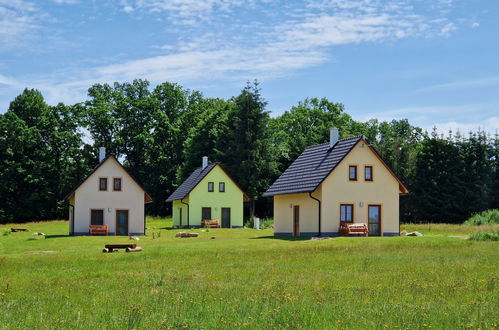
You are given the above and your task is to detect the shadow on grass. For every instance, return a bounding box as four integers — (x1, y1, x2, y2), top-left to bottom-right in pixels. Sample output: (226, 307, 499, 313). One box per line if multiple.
(45, 235, 71, 239)
(250, 235, 311, 241)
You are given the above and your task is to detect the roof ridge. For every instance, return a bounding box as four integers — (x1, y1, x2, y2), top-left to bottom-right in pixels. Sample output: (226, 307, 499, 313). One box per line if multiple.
(305, 135, 364, 149)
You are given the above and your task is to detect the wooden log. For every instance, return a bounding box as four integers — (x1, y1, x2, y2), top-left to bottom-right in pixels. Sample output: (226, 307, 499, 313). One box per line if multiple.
(126, 247, 142, 252)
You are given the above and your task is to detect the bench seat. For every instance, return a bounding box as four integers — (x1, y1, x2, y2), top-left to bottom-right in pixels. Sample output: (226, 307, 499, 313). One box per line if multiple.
(201, 219, 220, 228)
(89, 224, 109, 235)
(339, 222, 369, 236)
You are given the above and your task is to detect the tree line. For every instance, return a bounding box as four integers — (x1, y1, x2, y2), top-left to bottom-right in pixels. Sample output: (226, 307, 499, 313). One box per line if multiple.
(0, 80, 497, 224)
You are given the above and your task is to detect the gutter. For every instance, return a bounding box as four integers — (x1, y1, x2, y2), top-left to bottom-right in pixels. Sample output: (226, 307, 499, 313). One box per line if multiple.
(180, 198, 189, 228)
(309, 192, 321, 237)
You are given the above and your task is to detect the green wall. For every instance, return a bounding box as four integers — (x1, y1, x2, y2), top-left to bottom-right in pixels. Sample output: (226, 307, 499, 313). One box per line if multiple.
(172, 165, 244, 227)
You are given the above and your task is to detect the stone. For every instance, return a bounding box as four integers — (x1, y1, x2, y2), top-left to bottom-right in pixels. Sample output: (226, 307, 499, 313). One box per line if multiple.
(406, 231, 423, 236)
(400, 230, 408, 236)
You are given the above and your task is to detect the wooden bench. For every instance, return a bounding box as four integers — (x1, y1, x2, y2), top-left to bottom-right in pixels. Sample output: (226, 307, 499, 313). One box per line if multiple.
(89, 224, 109, 235)
(11, 228, 29, 232)
(103, 243, 140, 253)
(201, 219, 220, 228)
(339, 222, 369, 236)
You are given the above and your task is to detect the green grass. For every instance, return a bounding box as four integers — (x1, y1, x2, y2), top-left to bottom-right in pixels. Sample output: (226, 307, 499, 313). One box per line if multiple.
(469, 228, 499, 241)
(0, 219, 498, 329)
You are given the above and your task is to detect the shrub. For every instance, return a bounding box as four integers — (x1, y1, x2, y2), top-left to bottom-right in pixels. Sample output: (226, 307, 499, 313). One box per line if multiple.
(469, 229, 499, 241)
(464, 209, 499, 226)
(244, 217, 274, 229)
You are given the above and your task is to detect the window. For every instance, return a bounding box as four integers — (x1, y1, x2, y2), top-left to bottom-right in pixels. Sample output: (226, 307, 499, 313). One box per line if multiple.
(202, 207, 212, 220)
(219, 182, 225, 192)
(99, 178, 107, 191)
(113, 178, 122, 191)
(348, 166, 357, 181)
(365, 166, 373, 181)
(208, 182, 214, 192)
(340, 204, 353, 222)
(91, 209, 104, 225)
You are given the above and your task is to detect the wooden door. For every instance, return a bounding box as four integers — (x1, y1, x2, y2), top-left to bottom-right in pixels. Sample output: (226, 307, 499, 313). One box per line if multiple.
(293, 205, 300, 237)
(179, 208, 183, 227)
(368, 205, 381, 236)
(116, 210, 129, 236)
(221, 208, 231, 228)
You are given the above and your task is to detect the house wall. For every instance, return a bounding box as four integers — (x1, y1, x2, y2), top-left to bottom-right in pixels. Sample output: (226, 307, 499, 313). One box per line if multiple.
(320, 140, 400, 236)
(172, 198, 189, 227)
(72, 158, 145, 235)
(172, 165, 244, 228)
(273, 140, 400, 237)
(273, 188, 322, 236)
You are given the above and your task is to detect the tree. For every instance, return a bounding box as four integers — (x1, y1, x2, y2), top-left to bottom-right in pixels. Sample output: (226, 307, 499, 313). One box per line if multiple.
(0, 89, 87, 222)
(217, 81, 277, 219)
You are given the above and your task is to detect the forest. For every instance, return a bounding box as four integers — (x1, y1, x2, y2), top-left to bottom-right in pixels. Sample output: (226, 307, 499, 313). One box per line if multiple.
(0, 80, 497, 224)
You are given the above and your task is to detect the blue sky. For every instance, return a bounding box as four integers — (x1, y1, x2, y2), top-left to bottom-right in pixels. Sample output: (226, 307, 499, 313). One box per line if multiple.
(0, 0, 498, 133)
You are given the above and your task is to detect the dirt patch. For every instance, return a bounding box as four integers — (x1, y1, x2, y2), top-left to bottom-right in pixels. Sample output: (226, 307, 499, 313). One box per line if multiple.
(24, 250, 58, 255)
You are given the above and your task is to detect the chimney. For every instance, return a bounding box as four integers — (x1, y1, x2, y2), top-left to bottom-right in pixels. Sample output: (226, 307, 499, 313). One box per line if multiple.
(99, 147, 106, 163)
(202, 156, 208, 169)
(330, 127, 339, 148)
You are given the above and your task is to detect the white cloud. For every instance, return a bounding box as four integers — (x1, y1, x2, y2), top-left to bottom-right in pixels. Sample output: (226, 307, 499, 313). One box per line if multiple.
(0, 0, 467, 111)
(472, 22, 479, 28)
(425, 117, 499, 135)
(122, 5, 134, 13)
(416, 76, 499, 92)
(357, 104, 499, 134)
(52, 0, 78, 4)
(0, 0, 40, 48)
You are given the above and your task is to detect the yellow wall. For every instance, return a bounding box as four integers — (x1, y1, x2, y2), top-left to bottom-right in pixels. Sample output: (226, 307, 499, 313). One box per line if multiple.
(172, 198, 189, 227)
(273, 139, 401, 236)
(172, 165, 244, 227)
(72, 158, 146, 235)
(274, 188, 321, 235)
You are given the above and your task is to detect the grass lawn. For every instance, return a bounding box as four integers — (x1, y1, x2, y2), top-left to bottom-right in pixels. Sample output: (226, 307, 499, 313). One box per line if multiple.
(0, 219, 498, 329)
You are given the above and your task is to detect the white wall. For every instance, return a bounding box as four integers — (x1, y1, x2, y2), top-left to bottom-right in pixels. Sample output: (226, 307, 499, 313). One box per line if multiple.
(72, 158, 145, 235)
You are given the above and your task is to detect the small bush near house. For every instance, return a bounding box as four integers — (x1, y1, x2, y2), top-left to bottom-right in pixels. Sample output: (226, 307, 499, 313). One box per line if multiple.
(469, 229, 499, 241)
(464, 209, 499, 226)
(259, 218, 274, 229)
(245, 217, 274, 229)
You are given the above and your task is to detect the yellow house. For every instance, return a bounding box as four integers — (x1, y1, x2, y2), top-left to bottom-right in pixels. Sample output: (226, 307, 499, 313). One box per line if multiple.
(263, 128, 409, 237)
(167, 157, 247, 228)
(65, 148, 153, 236)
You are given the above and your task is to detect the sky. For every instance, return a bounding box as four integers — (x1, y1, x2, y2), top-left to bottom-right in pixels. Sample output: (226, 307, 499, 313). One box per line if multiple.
(0, 0, 498, 133)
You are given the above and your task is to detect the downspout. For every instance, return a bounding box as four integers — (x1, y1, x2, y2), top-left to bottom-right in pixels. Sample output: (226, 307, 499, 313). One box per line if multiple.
(180, 198, 189, 228)
(309, 192, 321, 237)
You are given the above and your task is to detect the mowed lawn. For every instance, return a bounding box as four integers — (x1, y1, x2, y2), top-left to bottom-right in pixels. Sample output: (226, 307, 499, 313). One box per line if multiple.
(0, 219, 498, 329)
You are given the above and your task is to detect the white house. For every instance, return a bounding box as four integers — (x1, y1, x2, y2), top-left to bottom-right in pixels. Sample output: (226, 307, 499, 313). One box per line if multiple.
(65, 148, 153, 236)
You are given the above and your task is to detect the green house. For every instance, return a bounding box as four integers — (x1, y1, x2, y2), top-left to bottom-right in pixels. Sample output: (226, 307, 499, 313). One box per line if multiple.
(167, 157, 247, 228)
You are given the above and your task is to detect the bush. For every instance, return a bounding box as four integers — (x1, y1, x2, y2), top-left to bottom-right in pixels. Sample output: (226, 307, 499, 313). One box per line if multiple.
(464, 209, 499, 226)
(469, 229, 499, 241)
(244, 217, 274, 229)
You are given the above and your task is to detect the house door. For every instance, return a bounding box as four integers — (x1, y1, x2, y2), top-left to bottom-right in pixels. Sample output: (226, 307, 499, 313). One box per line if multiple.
(293, 205, 300, 237)
(179, 208, 183, 227)
(116, 210, 129, 236)
(368, 205, 381, 236)
(221, 208, 231, 228)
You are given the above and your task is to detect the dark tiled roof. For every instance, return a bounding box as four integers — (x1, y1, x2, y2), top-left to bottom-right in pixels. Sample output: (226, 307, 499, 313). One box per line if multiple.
(263, 136, 363, 196)
(166, 163, 218, 201)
